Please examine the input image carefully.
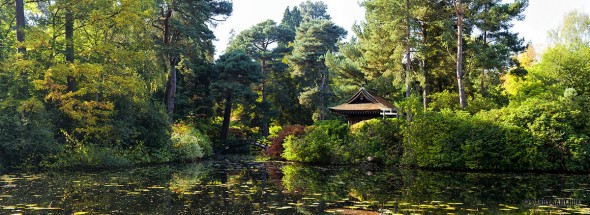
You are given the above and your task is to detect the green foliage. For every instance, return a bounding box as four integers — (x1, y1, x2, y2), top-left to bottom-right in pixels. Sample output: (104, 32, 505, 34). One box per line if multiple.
(211, 51, 263, 99)
(298, 0, 331, 22)
(465, 93, 500, 114)
(171, 124, 213, 161)
(346, 118, 403, 164)
(281, 119, 405, 165)
(408, 95, 590, 172)
(288, 19, 347, 121)
(269, 125, 282, 138)
(267, 125, 306, 159)
(49, 143, 133, 169)
(0, 99, 57, 169)
(280, 6, 302, 32)
(282, 127, 336, 163)
(428, 90, 460, 111)
(282, 120, 347, 163)
(407, 110, 468, 169)
(212, 50, 263, 141)
(498, 95, 590, 171)
(548, 10, 590, 49)
(227, 19, 293, 136)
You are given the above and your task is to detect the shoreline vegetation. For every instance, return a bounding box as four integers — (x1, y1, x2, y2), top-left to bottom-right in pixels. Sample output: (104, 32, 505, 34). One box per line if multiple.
(2, 1, 590, 174)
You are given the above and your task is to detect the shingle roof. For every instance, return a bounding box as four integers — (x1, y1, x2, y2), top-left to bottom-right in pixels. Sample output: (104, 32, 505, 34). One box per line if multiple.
(329, 87, 396, 113)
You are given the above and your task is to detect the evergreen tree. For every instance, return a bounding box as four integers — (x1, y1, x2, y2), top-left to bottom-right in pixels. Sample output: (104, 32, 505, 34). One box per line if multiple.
(153, 0, 232, 122)
(288, 19, 346, 121)
(211, 51, 263, 141)
(228, 20, 291, 137)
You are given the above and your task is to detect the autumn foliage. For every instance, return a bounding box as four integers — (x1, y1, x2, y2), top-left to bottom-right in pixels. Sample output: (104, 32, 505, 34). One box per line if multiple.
(266, 125, 306, 159)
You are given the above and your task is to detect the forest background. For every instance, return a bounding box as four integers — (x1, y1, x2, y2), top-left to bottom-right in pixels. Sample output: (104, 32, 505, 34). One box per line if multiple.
(1, 0, 589, 172)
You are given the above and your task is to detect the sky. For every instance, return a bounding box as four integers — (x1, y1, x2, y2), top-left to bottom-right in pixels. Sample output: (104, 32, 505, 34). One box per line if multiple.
(511, 0, 590, 51)
(212, 0, 590, 57)
(212, 0, 365, 57)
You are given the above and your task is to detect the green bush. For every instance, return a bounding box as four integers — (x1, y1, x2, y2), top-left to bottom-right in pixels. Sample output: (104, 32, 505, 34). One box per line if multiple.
(406, 110, 468, 169)
(0, 99, 57, 169)
(494, 94, 590, 171)
(282, 120, 348, 164)
(407, 110, 541, 170)
(49, 143, 132, 169)
(282, 127, 336, 163)
(171, 124, 213, 161)
(269, 125, 282, 138)
(346, 118, 403, 164)
(407, 93, 590, 172)
(281, 119, 406, 165)
(428, 90, 460, 111)
(460, 118, 533, 170)
(267, 125, 306, 159)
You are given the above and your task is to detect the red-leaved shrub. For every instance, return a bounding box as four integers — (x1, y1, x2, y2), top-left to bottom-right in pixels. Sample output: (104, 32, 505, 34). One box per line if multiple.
(266, 125, 306, 159)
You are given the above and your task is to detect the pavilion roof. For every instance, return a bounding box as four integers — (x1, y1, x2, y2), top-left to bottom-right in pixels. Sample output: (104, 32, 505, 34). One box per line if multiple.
(329, 87, 396, 113)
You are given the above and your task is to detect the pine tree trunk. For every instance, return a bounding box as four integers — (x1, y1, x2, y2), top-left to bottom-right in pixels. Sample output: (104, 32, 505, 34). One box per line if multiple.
(165, 59, 177, 123)
(422, 59, 430, 109)
(261, 60, 269, 137)
(455, 0, 467, 109)
(65, 7, 76, 92)
(162, 8, 176, 123)
(319, 69, 326, 121)
(15, 0, 25, 54)
(221, 93, 233, 141)
(480, 70, 486, 95)
(405, 0, 412, 122)
(261, 81, 269, 137)
(16, 0, 27, 97)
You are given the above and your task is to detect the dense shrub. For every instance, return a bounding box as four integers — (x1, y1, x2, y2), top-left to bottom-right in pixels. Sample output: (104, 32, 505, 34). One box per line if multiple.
(0, 99, 57, 169)
(46, 138, 136, 169)
(407, 94, 590, 172)
(345, 118, 403, 164)
(281, 119, 405, 164)
(266, 125, 306, 159)
(282, 120, 348, 164)
(407, 110, 546, 170)
(406, 110, 469, 169)
(493, 94, 590, 171)
(460, 117, 534, 170)
(428, 90, 460, 111)
(269, 125, 283, 138)
(171, 124, 213, 161)
(282, 126, 337, 163)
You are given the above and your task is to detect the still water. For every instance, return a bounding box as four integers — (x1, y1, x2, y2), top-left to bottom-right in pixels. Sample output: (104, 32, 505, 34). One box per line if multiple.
(1, 155, 589, 214)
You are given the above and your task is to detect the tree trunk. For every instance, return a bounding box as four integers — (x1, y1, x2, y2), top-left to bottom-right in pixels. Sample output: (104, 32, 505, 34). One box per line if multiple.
(165, 58, 177, 123)
(422, 59, 430, 109)
(16, 0, 28, 97)
(319, 69, 326, 121)
(420, 22, 430, 110)
(162, 8, 176, 123)
(405, 0, 412, 124)
(481, 27, 488, 95)
(261, 60, 269, 137)
(221, 93, 233, 141)
(15, 0, 25, 54)
(480, 69, 486, 95)
(65, 7, 76, 92)
(455, 0, 467, 109)
(405, 0, 411, 100)
(261, 81, 269, 137)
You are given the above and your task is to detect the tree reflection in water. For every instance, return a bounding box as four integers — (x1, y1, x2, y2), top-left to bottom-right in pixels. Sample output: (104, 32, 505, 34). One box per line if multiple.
(1, 155, 589, 214)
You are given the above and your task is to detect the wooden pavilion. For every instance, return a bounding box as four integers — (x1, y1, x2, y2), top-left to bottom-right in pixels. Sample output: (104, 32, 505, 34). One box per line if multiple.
(329, 87, 397, 125)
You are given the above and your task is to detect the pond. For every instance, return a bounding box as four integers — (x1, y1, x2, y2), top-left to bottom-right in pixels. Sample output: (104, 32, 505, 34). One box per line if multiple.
(1, 155, 590, 214)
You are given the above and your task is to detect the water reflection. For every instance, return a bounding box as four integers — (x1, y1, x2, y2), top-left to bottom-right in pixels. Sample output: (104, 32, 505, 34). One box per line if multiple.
(1, 156, 589, 214)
